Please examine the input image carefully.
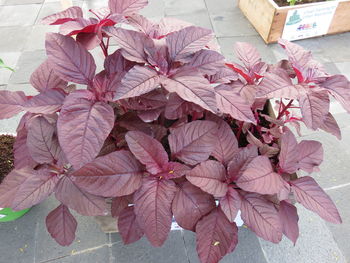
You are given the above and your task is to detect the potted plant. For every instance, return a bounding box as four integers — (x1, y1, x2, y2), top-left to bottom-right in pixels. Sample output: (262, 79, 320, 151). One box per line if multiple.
(238, 0, 350, 43)
(0, 0, 349, 262)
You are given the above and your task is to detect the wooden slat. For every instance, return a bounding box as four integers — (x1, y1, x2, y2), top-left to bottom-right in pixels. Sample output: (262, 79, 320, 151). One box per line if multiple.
(328, 1, 350, 34)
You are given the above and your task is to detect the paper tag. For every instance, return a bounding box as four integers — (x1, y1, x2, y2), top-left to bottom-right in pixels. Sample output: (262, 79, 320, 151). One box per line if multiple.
(282, 2, 338, 41)
(0, 214, 6, 219)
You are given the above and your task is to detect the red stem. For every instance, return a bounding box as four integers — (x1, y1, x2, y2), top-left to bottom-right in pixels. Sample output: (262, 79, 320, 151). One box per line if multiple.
(277, 99, 294, 120)
(236, 121, 244, 142)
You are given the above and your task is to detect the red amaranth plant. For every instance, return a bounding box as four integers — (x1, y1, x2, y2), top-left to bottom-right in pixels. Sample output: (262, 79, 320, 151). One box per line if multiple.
(0, 0, 349, 262)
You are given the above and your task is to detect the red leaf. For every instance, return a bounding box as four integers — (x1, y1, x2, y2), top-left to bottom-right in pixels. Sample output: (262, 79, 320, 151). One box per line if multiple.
(118, 206, 144, 244)
(319, 112, 341, 140)
(234, 42, 261, 70)
(188, 49, 225, 75)
(55, 175, 108, 216)
(30, 60, 67, 92)
(72, 150, 143, 197)
(279, 201, 299, 244)
(172, 181, 216, 231)
(46, 204, 77, 246)
(134, 177, 177, 247)
(237, 156, 284, 195)
(186, 160, 228, 197)
(24, 88, 66, 114)
(0, 90, 26, 119)
(296, 140, 323, 173)
(57, 91, 114, 169)
(219, 188, 241, 222)
(240, 192, 282, 243)
(227, 145, 258, 181)
(111, 196, 130, 218)
(109, 0, 148, 15)
(279, 128, 299, 174)
(46, 33, 96, 84)
(41, 6, 83, 25)
(169, 120, 218, 165)
(291, 176, 341, 223)
(196, 208, 238, 263)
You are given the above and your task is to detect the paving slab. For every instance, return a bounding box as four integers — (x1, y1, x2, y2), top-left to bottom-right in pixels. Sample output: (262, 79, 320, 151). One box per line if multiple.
(166, 10, 213, 31)
(334, 61, 350, 79)
(164, 0, 207, 16)
(204, 0, 237, 15)
(318, 33, 350, 63)
(3, 0, 44, 4)
(0, 52, 21, 85)
(24, 25, 59, 51)
(0, 26, 32, 52)
(139, 0, 165, 18)
(0, 4, 42, 26)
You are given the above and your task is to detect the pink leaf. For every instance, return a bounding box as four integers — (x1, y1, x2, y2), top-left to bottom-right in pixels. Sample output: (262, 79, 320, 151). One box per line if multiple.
(172, 181, 216, 231)
(134, 177, 177, 247)
(158, 17, 192, 36)
(41, 6, 83, 25)
(291, 176, 341, 223)
(296, 140, 323, 173)
(299, 90, 329, 130)
(24, 88, 66, 114)
(208, 67, 238, 84)
(46, 33, 96, 84)
(72, 150, 143, 197)
(240, 192, 282, 243)
(115, 65, 159, 100)
(196, 208, 238, 263)
(118, 206, 144, 244)
(46, 204, 77, 246)
(237, 156, 284, 195)
(55, 175, 108, 216)
(219, 188, 241, 222)
(156, 162, 190, 180)
(30, 60, 67, 92)
(319, 112, 341, 140)
(13, 129, 37, 169)
(227, 145, 258, 181)
(111, 196, 130, 218)
(234, 42, 261, 70)
(215, 85, 256, 123)
(104, 49, 130, 75)
(188, 49, 225, 75)
(109, 0, 148, 15)
(186, 160, 228, 197)
(169, 120, 218, 165)
(279, 128, 299, 174)
(166, 26, 214, 62)
(164, 93, 203, 120)
(279, 201, 299, 244)
(0, 90, 26, 119)
(57, 91, 114, 169)
(162, 69, 217, 113)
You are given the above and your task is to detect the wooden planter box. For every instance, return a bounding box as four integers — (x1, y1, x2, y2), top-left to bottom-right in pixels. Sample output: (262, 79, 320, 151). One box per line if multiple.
(238, 0, 350, 43)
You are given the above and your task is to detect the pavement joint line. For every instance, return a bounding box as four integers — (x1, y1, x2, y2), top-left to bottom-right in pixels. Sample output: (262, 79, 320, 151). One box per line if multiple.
(324, 182, 350, 191)
(180, 230, 191, 263)
(257, 239, 271, 263)
(33, 221, 39, 263)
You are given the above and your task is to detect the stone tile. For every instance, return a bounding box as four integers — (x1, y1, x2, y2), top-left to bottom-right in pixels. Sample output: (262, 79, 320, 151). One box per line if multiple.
(48, 246, 111, 262)
(0, 4, 41, 26)
(0, 112, 23, 134)
(139, 0, 165, 18)
(9, 50, 46, 84)
(110, 231, 188, 263)
(326, 185, 350, 262)
(183, 228, 267, 263)
(4, 0, 44, 4)
(210, 9, 258, 37)
(0, 26, 32, 52)
(217, 36, 277, 64)
(166, 10, 213, 31)
(82, 0, 106, 15)
(7, 83, 38, 95)
(164, 0, 207, 16)
(0, 52, 21, 84)
(36, 0, 83, 24)
(334, 62, 350, 79)
(259, 205, 346, 263)
(204, 0, 237, 15)
(24, 25, 59, 51)
(318, 33, 350, 63)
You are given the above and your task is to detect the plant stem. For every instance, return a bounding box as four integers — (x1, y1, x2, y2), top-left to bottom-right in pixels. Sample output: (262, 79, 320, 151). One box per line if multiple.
(277, 99, 294, 120)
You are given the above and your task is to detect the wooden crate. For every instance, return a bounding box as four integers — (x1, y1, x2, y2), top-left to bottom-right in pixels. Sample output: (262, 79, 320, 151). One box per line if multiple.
(238, 0, 350, 43)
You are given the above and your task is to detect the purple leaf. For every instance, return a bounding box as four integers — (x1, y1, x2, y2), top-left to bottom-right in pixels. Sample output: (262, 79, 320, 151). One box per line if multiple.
(14, 129, 37, 169)
(279, 201, 299, 244)
(111, 196, 130, 218)
(24, 88, 66, 114)
(196, 208, 238, 263)
(72, 150, 143, 197)
(240, 192, 282, 243)
(109, 0, 148, 15)
(169, 120, 218, 165)
(172, 181, 216, 231)
(104, 49, 130, 76)
(118, 206, 144, 244)
(115, 65, 159, 100)
(186, 160, 228, 197)
(30, 60, 67, 92)
(296, 140, 323, 173)
(164, 93, 203, 120)
(57, 91, 114, 169)
(290, 176, 341, 223)
(188, 49, 225, 75)
(227, 145, 258, 181)
(55, 175, 108, 216)
(46, 33, 96, 84)
(0, 90, 26, 119)
(320, 112, 341, 140)
(237, 156, 284, 195)
(234, 42, 261, 70)
(279, 129, 299, 174)
(208, 67, 238, 84)
(166, 26, 214, 62)
(219, 188, 241, 222)
(41, 6, 83, 25)
(134, 177, 177, 247)
(46, 204, 77, 246)
(156, 162, 190, 180)
(215, 85, 256, 123)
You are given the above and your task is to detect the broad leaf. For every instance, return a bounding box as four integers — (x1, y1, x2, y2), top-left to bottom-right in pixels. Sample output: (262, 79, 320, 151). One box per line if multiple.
(118, 206, 144, 244)
(234, 42, 261, 70)
(169, 120, 218, 165)
(111, 196, 130, 218)
(57, 91, 114, 169)
(134, 177, 177, 247)
(14, 129, 37, 169)
(291, 176, 341, 223)
(172, 181, 216, 231)
(186, 160, 228, 197)
(0, 90, 26, 119)
(24, 88, 66, 114)
(219, 188, 241, 222)
(41, 6, 83, 25)
(237, 156, 284, 195)
(72, 150, 143, 197)
(240, 192, 282, 243)
(296, 140, 323, 173)
(320, 112, 341, 140)
(320, 75, 350, 112)
(188, 49, 225, 75)
(227, 145, 258, 181)
(46, 33, 96, 84)
(279, 201, 299, 244)
(196, 208, 238, 263)
(109, 0, 148, 15)
(279, 129, 298, 174)
(164, 93, 203, 120)
(46, 204, 77, 246)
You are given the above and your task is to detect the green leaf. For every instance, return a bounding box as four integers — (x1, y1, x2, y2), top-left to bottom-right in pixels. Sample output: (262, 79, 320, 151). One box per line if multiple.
(0, 58, 15, 72)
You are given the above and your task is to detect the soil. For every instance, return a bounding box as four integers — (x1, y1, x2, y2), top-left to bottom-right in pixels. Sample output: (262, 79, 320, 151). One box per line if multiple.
(274, 0, 328, 7)
(0, 135, 15, 183)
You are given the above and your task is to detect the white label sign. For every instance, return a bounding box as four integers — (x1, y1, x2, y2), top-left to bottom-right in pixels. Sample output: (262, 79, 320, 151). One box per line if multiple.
(282, 2, 338, 41)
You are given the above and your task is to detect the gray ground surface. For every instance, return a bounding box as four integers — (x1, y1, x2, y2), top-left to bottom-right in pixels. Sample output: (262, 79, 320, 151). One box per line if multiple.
(1, 0, 350, 262)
